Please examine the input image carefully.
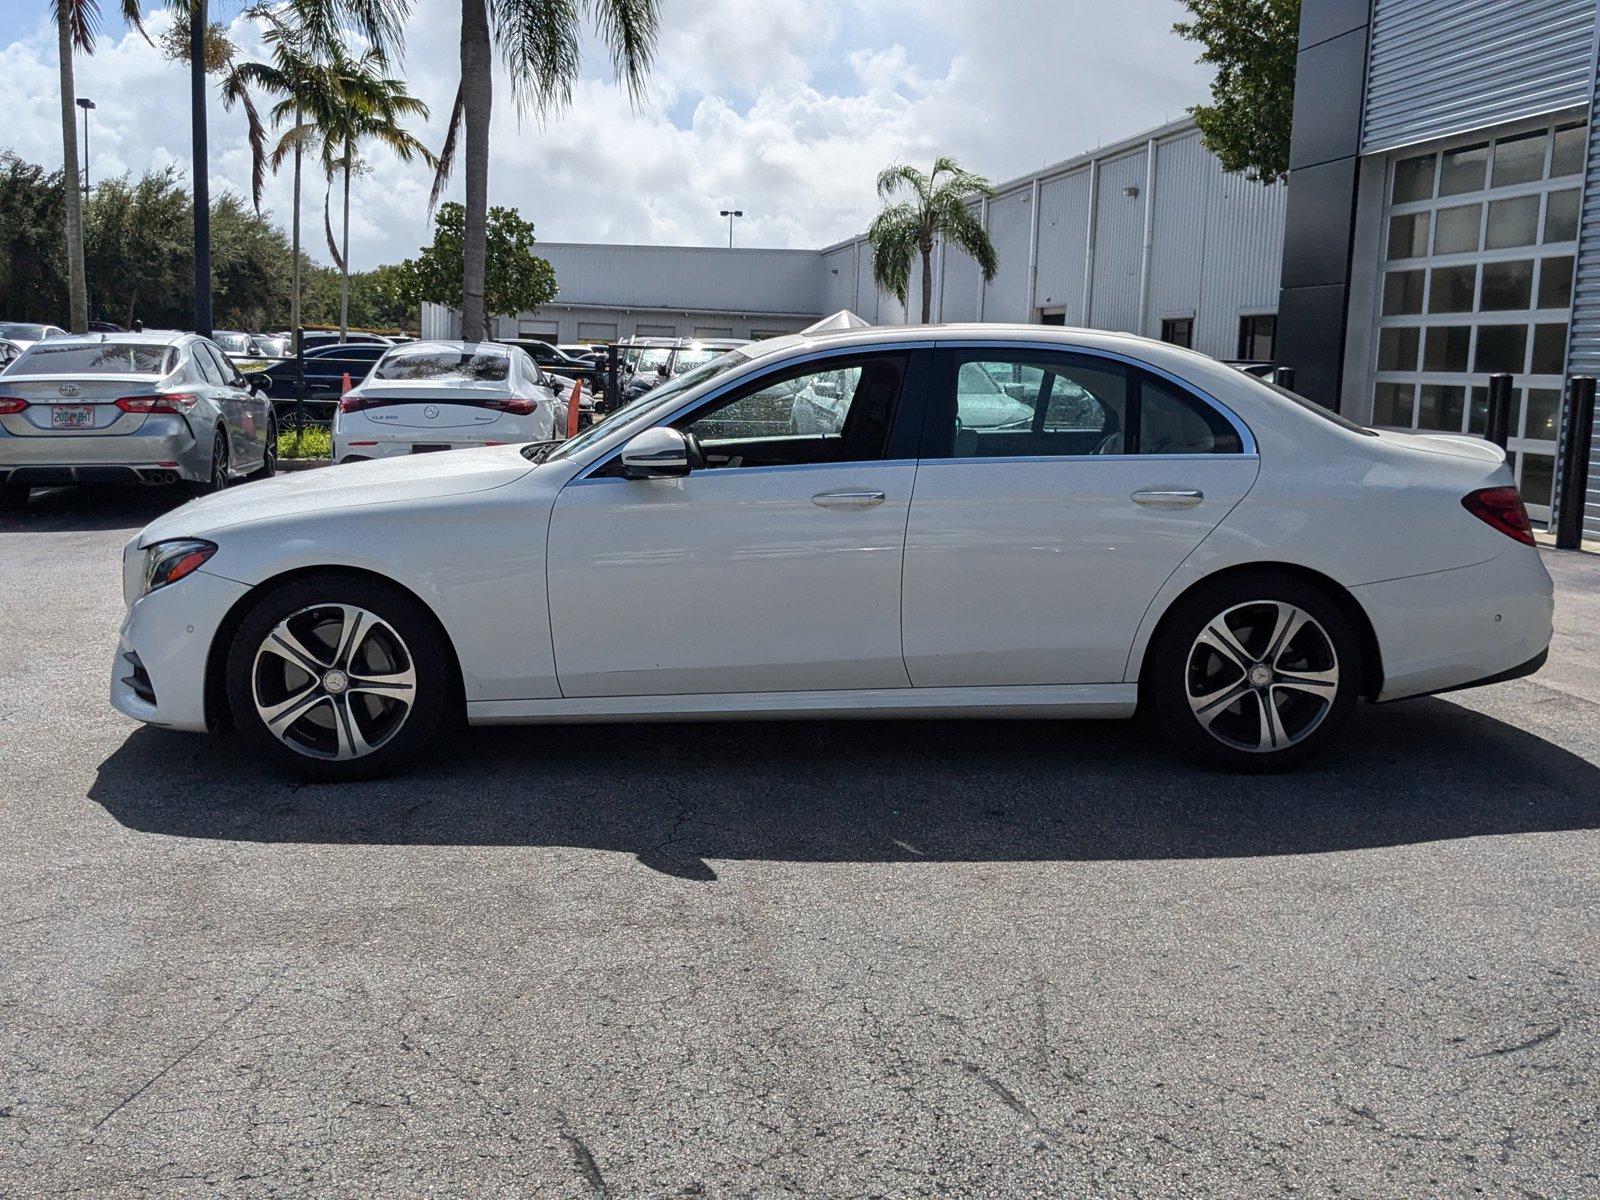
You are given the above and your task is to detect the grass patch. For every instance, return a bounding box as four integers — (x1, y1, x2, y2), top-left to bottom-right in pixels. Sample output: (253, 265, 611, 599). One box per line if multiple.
(278, 425, 332, 460)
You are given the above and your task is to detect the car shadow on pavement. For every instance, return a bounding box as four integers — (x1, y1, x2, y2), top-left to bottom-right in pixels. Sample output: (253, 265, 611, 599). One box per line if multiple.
(0, 485, 189, 533)
(89, 697, 1600, 880)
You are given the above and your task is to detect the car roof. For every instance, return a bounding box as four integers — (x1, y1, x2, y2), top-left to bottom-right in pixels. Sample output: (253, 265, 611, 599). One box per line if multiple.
(22, 330, 194, 348)
(386, 339, 511, 354)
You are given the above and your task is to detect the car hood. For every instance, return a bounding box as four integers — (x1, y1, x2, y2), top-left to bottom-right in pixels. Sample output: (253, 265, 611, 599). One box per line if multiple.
(135, 444, 537, 546)
(1373, 429, 1508, 464)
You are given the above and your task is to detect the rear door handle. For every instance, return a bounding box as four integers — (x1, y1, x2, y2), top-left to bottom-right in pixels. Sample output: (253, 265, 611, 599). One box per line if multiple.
(812, 490, 886, 509)
(1131, 489, 1204, 508)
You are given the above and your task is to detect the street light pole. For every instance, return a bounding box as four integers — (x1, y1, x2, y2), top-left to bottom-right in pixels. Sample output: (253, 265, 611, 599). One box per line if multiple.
(719, 207, 744, 249)
(190, 0, 213, 338)
(76, 98, 95, 196)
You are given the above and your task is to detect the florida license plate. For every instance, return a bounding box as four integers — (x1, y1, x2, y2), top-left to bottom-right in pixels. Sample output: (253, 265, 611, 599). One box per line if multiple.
(411, 444, 450, 454)
(51, 405, 94, 429)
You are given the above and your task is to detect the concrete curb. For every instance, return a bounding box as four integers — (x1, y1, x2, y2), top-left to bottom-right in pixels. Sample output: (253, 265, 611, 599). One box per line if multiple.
(278, 459, 333, 473)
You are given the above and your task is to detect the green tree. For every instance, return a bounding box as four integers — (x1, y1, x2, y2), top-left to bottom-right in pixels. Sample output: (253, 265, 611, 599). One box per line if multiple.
(83, 165, 191, 326)
(867, 157, 997, 325)
(428, 0, 658, 342)
(398, 201, 557, 326)
(1174, 0, 1300, 184)
(0, 152, 68, 321)
(51, 0, 150, 334)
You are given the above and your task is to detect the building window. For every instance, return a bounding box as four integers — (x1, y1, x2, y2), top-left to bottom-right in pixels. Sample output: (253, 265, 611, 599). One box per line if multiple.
(1160, 317, 1194, 348)
(1369, 116, 1584, 523)
(1237, 314, 1276, 361)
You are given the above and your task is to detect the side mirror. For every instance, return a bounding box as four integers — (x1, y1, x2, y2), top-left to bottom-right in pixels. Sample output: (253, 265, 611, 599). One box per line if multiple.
(620, 426, 690, 479)
(657, 363, 670, 379)
(245, 371, 273, 393)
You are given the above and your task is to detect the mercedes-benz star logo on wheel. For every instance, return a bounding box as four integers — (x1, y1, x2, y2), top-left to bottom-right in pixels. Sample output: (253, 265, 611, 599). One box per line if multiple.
(423, 405, 439, 419)
(58, 384, 80, 396)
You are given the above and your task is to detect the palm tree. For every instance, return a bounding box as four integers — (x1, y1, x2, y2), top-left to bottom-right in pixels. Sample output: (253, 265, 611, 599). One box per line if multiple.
(868, 157, 998, 325)
(52, 0, 148, 334)
(315, 44, 432, 339)
(429, 0, 659, 342)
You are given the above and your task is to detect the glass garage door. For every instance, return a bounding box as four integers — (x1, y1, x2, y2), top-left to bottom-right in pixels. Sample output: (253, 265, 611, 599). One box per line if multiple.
(1370, 117, 1586, 523)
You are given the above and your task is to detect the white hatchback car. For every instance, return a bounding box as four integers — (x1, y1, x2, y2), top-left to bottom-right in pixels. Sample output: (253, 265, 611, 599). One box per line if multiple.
(333, 340, 560, 462)
(111, 324, 1553, 780)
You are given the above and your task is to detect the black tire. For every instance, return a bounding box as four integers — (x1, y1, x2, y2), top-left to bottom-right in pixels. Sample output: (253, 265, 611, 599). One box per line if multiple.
(1143, 570, 1363, 772)
(190, 428, 231, 497)
(245, 415, 278, 481)
(0, 483, 29, 511)
(224, 573, 454, 781)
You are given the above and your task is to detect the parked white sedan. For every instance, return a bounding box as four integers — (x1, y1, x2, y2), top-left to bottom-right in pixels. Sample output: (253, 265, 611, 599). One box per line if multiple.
(112, 324, 1553, 780)
(333, 339, 560, 462)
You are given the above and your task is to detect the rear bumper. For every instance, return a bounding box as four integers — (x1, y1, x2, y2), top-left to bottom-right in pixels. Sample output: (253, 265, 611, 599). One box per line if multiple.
(1354, 546, 1554, 702)
(0, 427, 207, 483)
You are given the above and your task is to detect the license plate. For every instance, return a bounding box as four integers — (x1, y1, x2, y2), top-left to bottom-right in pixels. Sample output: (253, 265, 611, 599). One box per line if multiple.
(51, 405, 95, 429)
(411, 443, 450, 454)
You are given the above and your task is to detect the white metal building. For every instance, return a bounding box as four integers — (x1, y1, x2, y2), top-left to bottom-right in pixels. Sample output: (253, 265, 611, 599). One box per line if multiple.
(489, 115, 1288, 364)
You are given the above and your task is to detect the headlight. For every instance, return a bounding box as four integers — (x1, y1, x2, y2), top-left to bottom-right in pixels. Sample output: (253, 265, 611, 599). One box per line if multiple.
(142, 539, 218, 595)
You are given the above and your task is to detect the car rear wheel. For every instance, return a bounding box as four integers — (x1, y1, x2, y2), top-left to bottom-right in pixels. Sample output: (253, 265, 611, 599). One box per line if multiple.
(1144, 571, 1362, 771)
(191, 428, 230, 496)
(225, 574, 453, 781)
(246, 416, 278, 481)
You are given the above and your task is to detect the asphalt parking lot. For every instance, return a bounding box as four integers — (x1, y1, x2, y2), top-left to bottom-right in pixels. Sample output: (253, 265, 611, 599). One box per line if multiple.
(2, 485, 1598, 1198)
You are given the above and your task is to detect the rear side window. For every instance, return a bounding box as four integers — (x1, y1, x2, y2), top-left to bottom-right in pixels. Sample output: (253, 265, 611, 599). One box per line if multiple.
(10, 343, 175, 376)
(375, 348, 510, 382)
(927, 349, 1243, 457)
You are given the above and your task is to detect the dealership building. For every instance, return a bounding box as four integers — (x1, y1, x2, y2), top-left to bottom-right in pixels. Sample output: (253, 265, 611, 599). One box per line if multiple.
(464, 0, 1599, 536)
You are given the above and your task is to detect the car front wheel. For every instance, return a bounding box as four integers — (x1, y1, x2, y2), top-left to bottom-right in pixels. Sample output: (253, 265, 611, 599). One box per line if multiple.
(225, 574, 453, 780)
(1144, 572, 1362, 771)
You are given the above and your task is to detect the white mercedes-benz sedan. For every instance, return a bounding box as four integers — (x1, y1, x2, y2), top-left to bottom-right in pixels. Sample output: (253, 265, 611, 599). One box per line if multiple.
(332, 340, 561, 462)
(110, 324, 1554, 780)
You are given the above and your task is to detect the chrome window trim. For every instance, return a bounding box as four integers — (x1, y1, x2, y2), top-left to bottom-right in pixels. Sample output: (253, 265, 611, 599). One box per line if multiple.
(932, 338, 1260, 458)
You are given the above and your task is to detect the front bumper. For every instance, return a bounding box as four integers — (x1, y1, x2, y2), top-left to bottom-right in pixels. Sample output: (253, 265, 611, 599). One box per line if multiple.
(1354, 546, 1554, 702)
(110, 568, 251, 732)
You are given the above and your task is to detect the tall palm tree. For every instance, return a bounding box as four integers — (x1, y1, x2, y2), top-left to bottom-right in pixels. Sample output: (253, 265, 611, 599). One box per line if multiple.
(429, 0, 660, 342)
(868, 157, 998, 325)
(52, 0, 148, 334)
(315, 44, 431, 339)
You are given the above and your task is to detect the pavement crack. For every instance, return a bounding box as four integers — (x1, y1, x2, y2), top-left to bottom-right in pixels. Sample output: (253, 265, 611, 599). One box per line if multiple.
(1469, 1026, 1562, 1058)
(87, 975, 277, 1136)
(947, 1059, 1059, 1141)
(557, 1113, 609, 1199)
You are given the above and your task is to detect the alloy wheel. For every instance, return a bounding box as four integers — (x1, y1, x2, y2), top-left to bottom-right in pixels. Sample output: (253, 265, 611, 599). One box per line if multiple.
(212, 432, 230, 491)
(250, 603, 417, 760)
(1184, 600, 1340, 754)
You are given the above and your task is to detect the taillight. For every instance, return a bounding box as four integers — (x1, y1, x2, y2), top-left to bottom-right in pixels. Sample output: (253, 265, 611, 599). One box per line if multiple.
(0, 397, 27, 414)
(1462, 486, 1535, 546)
(117, 392, 199, 414)
(339, 390, 374, 412)
(485, 396, 537, 415)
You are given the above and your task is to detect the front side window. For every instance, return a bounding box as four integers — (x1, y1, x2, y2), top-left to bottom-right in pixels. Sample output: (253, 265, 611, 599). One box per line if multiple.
(375, 347, 509, 383)
(677, 354, 909, 468)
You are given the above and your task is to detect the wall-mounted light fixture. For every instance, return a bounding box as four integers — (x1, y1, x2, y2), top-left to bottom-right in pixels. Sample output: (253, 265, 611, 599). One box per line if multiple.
(1123, 185, 1140, 198)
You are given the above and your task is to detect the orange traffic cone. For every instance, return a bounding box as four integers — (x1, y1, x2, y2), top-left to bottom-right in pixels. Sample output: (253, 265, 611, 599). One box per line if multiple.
(566, 379, 583, 439)
(341, 371, 353, 393)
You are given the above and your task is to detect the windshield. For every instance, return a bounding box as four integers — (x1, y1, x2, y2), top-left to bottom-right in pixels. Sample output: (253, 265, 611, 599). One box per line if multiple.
(1249, 375, 1376, 436)
(542, 349, 750, 463)
(671, 348, 722, 376)
(0, 323, 48, 341)
(634, 347, 673, 375)
(9, 342, 175, 376)
(374, 347, 509, 382)
(213, 332, 253, 353)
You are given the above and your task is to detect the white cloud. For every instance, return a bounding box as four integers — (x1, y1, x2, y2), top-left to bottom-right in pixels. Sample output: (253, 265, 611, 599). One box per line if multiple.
(0, 0, 1212, 270)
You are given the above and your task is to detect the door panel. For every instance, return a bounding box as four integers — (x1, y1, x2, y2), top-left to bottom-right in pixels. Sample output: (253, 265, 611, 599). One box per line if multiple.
(902, 456, 1258, 685)
(548, 462, 916, 696)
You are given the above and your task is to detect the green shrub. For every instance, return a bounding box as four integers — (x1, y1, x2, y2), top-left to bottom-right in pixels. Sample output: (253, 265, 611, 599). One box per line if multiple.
(278, 425, 332, 460)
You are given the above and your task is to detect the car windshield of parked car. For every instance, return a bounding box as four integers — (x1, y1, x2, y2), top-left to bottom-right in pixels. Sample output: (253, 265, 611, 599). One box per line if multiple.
(212, 332, 253, 354)
(671, 347, 722, 376)
(541, 349, 749, 463)
(374, 348, 510, 383)
(0, 323, 48, 341)
(9, 343, 175, 376)
(634, 347, 673, 375)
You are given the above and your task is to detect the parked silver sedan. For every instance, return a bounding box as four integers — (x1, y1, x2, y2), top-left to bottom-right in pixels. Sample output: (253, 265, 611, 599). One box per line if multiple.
(0, 332, 276, 509)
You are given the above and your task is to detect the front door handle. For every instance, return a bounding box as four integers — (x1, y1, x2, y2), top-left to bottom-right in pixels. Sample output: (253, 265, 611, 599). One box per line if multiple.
(1131, 489, 1204, 508)
(812, 490, 886, 509)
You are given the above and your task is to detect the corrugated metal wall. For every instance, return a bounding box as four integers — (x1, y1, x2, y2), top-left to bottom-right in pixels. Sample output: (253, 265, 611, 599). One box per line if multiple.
(1195, 146, 1288, 357)
(1363, 0, 1597, 154)
(940, 206, 984, 322)
(1034, 171, 1092, 319)
(1559, 63, 1600, 539)
(982, 190, 1034, 322)
(1088, 150, 1148, 334)
(820, 245, 857, 314)
(538, 242, 826, 315)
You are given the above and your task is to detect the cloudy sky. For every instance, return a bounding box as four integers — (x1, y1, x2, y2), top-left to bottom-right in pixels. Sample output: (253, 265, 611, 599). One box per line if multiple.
(1, 0, 1212, 271)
